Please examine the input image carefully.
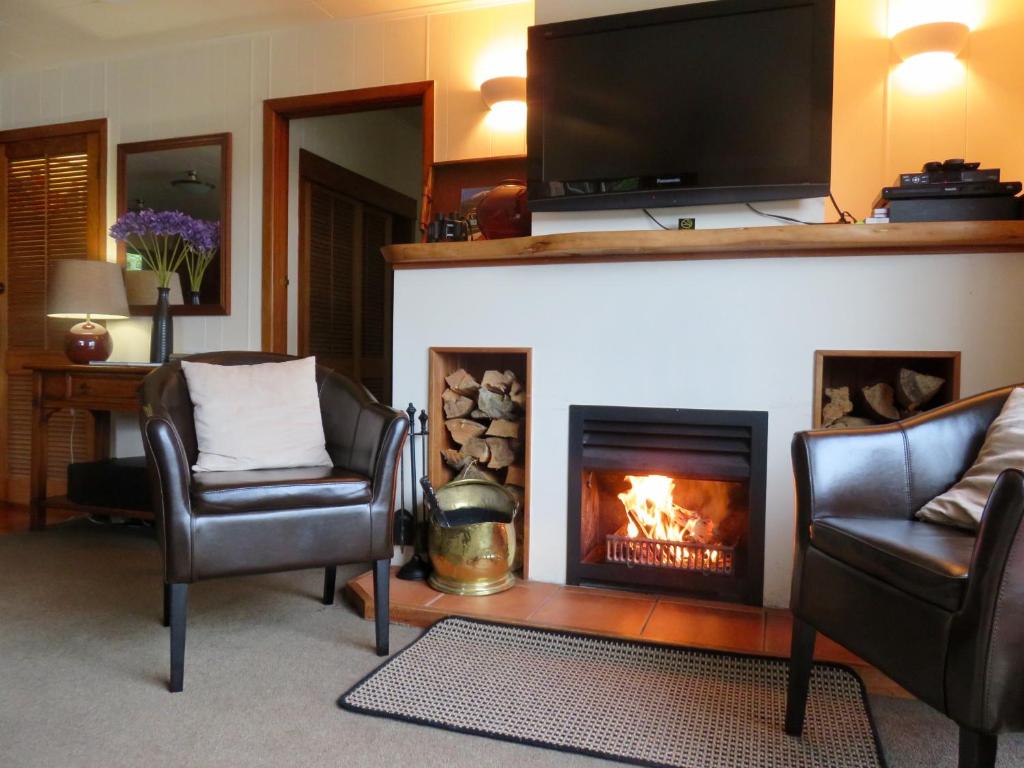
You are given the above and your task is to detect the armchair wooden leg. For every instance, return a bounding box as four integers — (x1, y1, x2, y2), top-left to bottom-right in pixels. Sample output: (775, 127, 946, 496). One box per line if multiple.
(168, 583, 188, 693)
(162, 583, 170, 627)
(959, 728, 997, 768)
(373, 559, 390, 657)
(322, 566, 337, 605)
(785, 617, 817, 736)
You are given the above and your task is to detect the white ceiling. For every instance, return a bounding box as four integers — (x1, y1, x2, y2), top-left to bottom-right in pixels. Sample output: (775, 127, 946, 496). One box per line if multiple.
(0, 0, 511, 72)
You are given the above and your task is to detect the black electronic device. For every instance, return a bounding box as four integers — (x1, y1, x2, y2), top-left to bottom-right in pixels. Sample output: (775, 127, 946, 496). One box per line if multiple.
(527, 0, 836, 212)
(882, 181, 1022, 201)
(900, 168, 1000, 186)
(67, 457, 151, 512)
(886, 196, 1021, 223)
(426, 213, 470, 243)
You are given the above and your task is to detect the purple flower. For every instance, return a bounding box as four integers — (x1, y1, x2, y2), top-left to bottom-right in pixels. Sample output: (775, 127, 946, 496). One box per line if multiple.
(182, 219, 219, 252)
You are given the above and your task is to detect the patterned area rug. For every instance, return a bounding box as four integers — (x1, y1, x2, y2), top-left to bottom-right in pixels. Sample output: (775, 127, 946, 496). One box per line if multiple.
(339, 617, 885, 768)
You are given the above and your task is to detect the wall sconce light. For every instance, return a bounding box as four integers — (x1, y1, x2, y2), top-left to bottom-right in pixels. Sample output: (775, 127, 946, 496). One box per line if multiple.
(890, 19, 969, 93)
(892, 20, 969, 63)
(480, 75, 527, 131)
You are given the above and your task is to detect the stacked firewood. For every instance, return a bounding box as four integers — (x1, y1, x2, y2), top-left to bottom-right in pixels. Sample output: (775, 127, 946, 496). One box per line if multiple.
(822, 368, 945, 428)
(441, 368, 526, 487)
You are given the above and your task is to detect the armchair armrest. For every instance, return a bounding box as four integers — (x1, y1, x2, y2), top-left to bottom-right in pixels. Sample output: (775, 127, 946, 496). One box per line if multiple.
(337, 401, 408, 558)
(792, 424, 911, 548)
(141, 410, 195, 583)
(946, 469, 1024, 732)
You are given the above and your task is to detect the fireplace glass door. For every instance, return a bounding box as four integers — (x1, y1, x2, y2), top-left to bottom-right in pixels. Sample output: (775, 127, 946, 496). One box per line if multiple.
(567, 406, 767, 605)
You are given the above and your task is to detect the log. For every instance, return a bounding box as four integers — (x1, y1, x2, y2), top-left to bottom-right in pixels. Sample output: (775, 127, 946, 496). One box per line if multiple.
(861, 383, 900, 421)
(821, 385, 853, 427)
(455, 462, 500, 484)
(442, 388, 475, 419)
(445, 418, 486, 445)
(897, 368, 945, 412)
(441, 448, 472, 470)
(505, 463, 526, 487)
(485, 437, 516, 469)
(463, 437, 491, 464)
(510, 379, 526, 408)
(445, 368, 480, 396)
(829, 416, 877, 429)
(486, 419, 521, 439)
(478, 388, 519, 420)
(482, 369, 516, 394)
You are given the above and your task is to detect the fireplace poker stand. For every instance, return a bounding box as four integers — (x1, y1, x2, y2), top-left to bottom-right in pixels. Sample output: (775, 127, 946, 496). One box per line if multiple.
(397, 403, 432, 581)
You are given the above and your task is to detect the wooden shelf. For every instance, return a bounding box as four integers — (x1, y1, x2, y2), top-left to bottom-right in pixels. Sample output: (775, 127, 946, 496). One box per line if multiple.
(383, 220, 1024, 269)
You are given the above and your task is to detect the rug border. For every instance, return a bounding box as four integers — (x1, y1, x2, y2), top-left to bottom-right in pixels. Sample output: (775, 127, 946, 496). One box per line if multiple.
(338, 615, 889, 768)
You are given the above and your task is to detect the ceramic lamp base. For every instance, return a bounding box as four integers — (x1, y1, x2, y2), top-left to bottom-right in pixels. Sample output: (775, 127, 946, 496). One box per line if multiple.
(65, 320, 112, 364)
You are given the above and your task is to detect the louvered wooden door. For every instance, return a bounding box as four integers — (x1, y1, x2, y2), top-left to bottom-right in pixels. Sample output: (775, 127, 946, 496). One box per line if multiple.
(299, 180, 396, 404)
(0, 125, 105, 503)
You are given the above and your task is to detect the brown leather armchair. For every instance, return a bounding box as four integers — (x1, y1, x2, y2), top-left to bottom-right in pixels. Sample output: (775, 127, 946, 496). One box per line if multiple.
(140, 352, 407, 692)
(785, 384, 1024, 768)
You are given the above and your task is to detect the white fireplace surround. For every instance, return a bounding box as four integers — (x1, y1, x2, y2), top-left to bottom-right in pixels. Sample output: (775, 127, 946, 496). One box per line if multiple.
(392, 249, 1024, 608)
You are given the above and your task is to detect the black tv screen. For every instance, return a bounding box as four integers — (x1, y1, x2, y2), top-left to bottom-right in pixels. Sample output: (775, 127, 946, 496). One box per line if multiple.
(527, 0, 835, 211)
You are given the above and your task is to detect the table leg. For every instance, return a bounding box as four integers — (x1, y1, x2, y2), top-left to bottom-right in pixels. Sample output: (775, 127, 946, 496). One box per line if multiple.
(29, 376, 51, 531)
(90, 410, 112, 460)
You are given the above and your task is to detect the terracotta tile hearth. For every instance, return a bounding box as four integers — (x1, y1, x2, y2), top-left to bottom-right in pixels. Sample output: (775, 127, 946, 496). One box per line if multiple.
(344, 568, 908, 698)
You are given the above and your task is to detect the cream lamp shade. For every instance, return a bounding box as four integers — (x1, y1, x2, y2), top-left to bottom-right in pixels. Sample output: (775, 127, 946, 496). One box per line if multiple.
(125, 270, 184, 307)
(46, 259, 129, 364)
(47, 259, 130, 319)
(892, 21, 970, 61)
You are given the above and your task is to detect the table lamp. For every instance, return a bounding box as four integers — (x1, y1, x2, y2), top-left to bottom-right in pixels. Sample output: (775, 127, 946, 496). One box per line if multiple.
(47, 260, 130, 364)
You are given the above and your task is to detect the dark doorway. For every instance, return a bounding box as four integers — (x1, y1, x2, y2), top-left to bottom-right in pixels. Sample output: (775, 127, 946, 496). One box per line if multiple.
(297, 150, 416, 403)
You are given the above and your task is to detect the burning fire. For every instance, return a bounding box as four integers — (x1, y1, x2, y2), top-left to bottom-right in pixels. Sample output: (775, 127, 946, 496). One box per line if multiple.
(617, 474, 719, 567)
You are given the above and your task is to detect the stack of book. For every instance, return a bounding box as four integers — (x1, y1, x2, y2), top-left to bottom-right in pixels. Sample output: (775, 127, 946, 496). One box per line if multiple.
(864, 208, 890, 225)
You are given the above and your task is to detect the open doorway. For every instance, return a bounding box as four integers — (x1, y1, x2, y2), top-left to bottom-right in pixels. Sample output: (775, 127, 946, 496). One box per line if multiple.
(262, 82, 432, 404)
(290, 108, 422, 403)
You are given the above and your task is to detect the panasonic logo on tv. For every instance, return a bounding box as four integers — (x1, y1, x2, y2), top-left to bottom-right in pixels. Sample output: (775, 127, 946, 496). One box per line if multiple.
(656, 177, 682, 185)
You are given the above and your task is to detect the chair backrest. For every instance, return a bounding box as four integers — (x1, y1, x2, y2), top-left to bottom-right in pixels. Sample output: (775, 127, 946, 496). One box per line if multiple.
(139, 351, 375, 469)
(902, 385, 1014, 511)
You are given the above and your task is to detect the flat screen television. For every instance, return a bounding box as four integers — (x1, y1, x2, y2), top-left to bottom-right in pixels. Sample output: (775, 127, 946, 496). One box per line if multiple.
(527, 0, 835, 212)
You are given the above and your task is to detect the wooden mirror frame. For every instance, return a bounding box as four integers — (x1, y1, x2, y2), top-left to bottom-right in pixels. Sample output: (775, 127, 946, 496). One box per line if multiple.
(116, 132, 231, 316)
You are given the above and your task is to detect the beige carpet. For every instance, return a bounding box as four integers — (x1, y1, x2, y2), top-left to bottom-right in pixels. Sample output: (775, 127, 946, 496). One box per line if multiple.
(1, 521, 1022, 768)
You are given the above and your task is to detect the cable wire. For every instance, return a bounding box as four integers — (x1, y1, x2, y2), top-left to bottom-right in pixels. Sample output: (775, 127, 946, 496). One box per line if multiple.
(642, 208, 673, 230)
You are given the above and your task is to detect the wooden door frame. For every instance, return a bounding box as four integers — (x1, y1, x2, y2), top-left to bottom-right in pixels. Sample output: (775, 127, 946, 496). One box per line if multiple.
(0, 118, 107, 501)
(261, 81, 433, 353)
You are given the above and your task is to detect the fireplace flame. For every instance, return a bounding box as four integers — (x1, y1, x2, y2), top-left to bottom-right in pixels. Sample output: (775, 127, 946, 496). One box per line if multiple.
(617, 474, 716, 550)
(607, 474, 732, 573)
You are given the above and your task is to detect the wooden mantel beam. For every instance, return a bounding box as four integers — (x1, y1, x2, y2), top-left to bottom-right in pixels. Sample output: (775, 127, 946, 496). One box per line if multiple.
(383, 220, 1024, 270)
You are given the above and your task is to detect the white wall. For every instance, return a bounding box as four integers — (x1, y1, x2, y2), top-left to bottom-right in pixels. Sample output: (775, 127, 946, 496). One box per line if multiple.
(392, 251, 1024, 607)
(286, 108, 423, 353)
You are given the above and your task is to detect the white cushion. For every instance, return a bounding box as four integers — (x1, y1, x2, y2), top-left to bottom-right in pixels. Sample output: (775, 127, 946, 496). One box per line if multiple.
(181, 357, 333, 473)
(916, 387, 1024, 530)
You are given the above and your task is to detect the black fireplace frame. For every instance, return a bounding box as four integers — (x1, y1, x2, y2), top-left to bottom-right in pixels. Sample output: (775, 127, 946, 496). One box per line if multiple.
(566, 405, 768, 605)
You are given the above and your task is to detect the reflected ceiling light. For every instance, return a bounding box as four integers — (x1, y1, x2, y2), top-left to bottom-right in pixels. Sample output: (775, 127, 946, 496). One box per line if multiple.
(170, 169, 215, 194)
(891, 20, 969, 63)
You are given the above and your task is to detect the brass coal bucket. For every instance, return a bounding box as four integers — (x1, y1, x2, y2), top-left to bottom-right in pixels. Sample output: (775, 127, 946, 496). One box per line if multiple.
(427, 479, 519, 596)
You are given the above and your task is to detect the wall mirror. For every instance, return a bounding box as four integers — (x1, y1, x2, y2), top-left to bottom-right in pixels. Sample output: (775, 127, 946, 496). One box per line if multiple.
(117, 133, 231, 315)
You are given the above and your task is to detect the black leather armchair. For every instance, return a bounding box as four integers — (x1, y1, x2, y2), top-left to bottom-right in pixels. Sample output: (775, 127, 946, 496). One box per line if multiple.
(140, 352, 407, 692)
(785, 384, 1024, 768)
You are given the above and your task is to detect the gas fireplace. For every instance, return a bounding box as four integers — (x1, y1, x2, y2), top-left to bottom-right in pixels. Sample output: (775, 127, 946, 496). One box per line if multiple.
(566, 406, 767, 605)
